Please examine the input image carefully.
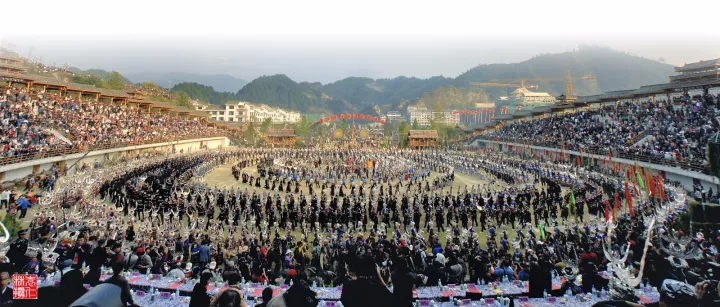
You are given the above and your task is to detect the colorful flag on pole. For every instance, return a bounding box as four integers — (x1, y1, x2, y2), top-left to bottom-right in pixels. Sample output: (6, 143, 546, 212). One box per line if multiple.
(625, 181, 634, 216)
(603, 200, 610, 222)
(635, 170, 645, 190)
(658, 171, 665, 199)
(613, 193, 620, 219)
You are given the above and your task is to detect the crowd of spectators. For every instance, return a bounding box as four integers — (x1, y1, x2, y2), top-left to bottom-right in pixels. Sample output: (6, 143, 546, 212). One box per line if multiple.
(125, 84, 174, 100)
(1, 88, 65, 159)
(29, 60, 72, 74)
(483, 93, 720, 169)
(0, 85, 226, 162)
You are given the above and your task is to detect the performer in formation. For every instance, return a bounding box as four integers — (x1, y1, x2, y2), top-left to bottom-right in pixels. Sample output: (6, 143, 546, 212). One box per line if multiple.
(3, 148, 711, 307)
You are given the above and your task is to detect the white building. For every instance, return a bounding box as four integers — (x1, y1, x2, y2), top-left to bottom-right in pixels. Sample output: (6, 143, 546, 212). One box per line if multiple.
(193, 101, 301, 123)
(508, 87, 556, 106)
(407, 106, 460, 126)
(385, 111, 405, 123)
(190, 99, 211, 110)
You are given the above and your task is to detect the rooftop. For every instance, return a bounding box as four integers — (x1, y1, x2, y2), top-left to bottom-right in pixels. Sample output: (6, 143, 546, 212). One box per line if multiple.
(0, 54, 23, 63)
(0, 71, 135, 98)
(408, 130, 439, 139)
(266, 128, 296, 137)
(573, 78, 720, 103)
(674, 58, 720, 72)
(0, 62, 27, 72)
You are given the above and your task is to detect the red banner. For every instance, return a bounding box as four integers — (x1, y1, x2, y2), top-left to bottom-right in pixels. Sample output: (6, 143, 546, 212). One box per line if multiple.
(613, 193, 620, 219)
(604, 200, 610, 222)
(625, 182, 634, 217)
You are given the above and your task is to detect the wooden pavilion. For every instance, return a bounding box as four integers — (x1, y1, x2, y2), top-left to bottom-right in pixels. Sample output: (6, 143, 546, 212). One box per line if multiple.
(408, 130, 439, 149)
(265, 128, 296, 147)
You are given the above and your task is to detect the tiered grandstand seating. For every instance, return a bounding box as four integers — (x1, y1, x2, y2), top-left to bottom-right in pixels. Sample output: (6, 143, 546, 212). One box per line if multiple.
(478, 94, 719, 173)
(0, 84, 229, 166)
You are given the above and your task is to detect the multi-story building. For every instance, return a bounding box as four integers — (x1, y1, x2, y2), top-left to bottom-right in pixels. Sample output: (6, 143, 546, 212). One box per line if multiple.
(407, 106, 460, 126)
(506, 87, 557, 107)
(671, 58, 720, 83)
(385, 111, 405, 123)
(192, 101, 301, 123)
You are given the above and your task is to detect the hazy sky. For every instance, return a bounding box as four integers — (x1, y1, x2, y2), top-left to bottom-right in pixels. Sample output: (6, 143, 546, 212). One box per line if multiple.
(2, 0, 719, 84)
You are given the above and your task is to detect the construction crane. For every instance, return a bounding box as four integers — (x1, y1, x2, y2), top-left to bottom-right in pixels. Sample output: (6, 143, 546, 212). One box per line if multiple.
(488, 71, 596, 97)
(469, 82, 538, 89)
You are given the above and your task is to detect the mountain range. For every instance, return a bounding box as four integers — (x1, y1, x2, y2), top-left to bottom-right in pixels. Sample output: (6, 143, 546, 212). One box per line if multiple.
(453, 44, 675, 98)
(135, 45, 677, 114)
(125, 72, 248, 93)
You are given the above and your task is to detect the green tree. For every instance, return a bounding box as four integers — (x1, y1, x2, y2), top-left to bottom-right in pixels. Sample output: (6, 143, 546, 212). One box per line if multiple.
(340, 118, 348, 132)
(176, 91, 191, 107)
(412, 119, 420, 130)
(383, 121, 393, 136)
(153, 96, 172, 103)
(296, 116, 311, 136)
(432, 102, 445, 124)
(260, 118, 272, 133)
(1, 213, 22, 237)
(72, 74, 105, 88)
(105, 71, 126, 90)
(172, 82, 240, 105)
(244, 123, 257, 144)
(140, 81, 159, 89)
(398, 121, 410, 148)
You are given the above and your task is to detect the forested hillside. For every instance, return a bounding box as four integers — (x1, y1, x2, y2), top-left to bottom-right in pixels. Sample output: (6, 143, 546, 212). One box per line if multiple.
(21, 45, 674, 114)
(171, 82, 240, 105)
(229, 46, 673, 113)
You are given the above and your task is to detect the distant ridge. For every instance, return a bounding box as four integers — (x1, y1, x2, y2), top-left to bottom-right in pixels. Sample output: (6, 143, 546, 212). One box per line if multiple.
(47, 45, 676, 114)
(454, 45, 674, 98)
(229, 45, 673, 113)
(125, 72, 248, 93)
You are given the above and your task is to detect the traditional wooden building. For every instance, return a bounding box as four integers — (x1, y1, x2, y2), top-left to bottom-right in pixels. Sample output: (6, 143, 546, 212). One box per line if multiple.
(671, 58, 720, 83)
(0, 61, 26, 74)
(265, 128, 296, 147)
(408, 130, 439, 148)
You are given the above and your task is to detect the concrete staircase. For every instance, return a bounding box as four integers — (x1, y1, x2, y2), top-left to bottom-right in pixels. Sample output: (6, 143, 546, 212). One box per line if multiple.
(632, 133, 655, 148)
(628, 128, 659, 147)
(48, 128, 73, 145)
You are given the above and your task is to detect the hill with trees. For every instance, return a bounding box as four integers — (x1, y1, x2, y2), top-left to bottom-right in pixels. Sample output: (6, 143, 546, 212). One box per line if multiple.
(5, 45, 676, 114)
(453, 44, 674, 99)
(126, 72, 247, 93)
(236, 74, 331, 113)
(230, 45, 673, 113)
(170, 82, 240, 105)
(415, 86, 493, 110)
(70, 70, 127, 90)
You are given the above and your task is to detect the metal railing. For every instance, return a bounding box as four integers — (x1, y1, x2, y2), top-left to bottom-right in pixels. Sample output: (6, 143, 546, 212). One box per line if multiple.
(625, 130, 645, 146)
